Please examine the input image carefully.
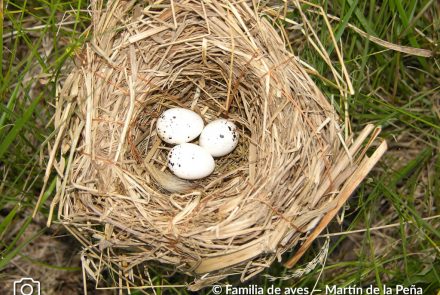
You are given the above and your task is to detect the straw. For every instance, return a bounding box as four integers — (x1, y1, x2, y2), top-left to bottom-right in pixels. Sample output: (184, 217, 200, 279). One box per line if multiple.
(43, 0, 386, 291)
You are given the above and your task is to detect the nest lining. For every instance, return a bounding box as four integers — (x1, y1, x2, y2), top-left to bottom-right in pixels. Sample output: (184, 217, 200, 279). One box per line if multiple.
(43, 0, 386, 290)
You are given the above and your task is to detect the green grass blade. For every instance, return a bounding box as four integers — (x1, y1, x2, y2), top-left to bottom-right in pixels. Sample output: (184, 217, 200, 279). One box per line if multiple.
(0, 93, 43, 160)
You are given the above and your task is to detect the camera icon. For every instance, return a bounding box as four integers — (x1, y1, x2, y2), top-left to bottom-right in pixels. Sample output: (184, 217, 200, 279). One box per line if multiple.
(13, 278, 40, 295)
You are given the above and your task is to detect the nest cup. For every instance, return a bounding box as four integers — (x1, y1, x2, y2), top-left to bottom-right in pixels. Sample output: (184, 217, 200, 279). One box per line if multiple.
(47, 0, 386, 290)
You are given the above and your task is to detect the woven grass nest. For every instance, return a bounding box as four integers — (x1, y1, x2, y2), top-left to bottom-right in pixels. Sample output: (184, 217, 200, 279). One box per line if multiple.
(42, 0, 387, 291)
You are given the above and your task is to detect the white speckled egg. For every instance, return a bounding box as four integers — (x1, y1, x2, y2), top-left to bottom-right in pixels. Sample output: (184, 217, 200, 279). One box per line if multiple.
(168, 143, 215, 180)
(156, 108, 204, 144)
(199, 119, 239, 157)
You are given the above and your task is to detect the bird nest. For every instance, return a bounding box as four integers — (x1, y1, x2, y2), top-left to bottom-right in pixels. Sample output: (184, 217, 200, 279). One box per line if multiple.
(41, 0, 387, 291)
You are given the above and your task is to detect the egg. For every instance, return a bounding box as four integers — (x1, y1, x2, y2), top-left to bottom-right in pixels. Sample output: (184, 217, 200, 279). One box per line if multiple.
(168, 143, 215, 180)
(199, 119, 239, 157)
(156, 108, 204, 144)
